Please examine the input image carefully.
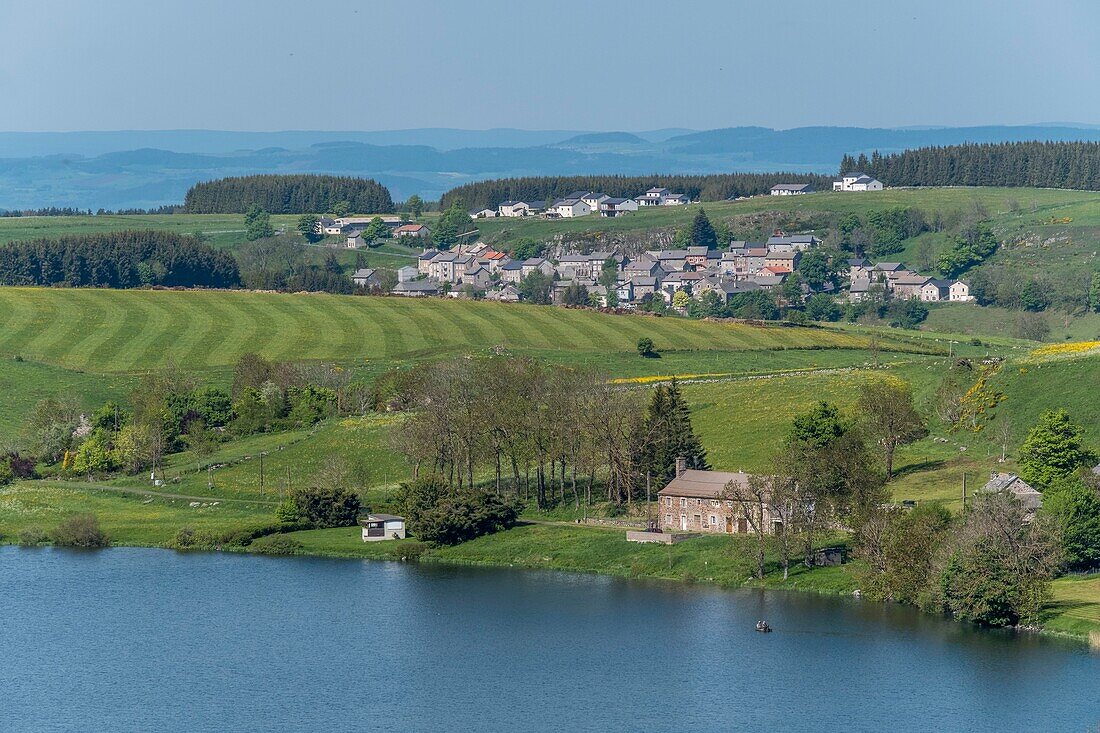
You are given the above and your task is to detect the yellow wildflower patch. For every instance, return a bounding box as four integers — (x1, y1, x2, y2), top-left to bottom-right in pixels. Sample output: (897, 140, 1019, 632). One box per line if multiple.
(1028, 341, 1100, 359)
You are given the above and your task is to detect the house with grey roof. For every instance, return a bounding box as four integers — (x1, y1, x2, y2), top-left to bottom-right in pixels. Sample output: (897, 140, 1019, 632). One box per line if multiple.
(351, 268, 379, 289)
(770, 183, 815, 196)
(599, 197, 639, 217)
(980, 472, 1043, 517)
(393, 280, 442, 297)
(500, 260, 525, 284)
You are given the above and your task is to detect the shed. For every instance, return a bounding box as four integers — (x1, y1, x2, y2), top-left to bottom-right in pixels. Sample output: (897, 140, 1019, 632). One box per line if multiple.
(361, 514, 407, 542)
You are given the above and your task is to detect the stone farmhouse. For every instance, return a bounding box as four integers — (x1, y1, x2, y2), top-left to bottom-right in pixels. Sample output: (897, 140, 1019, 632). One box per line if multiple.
(980, 472, 1043, 518)
(657, 463, 779, 535)
(845, 259, 972, 303)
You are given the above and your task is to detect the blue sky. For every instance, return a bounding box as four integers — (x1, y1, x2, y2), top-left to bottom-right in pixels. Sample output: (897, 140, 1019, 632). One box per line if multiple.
(2, 0, 1098, 132)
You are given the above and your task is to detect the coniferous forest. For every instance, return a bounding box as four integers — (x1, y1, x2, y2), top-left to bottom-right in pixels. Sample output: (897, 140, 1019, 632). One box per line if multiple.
(440, 173, 834, 209)
(845, 141, 1100, 190)
(183, 174, 394, 214)
(0, 231, 240, 288)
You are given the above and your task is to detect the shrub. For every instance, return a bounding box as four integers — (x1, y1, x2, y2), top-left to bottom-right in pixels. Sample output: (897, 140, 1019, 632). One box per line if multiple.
(18, 527, 49, 546)
(288, 486, 362, 528)
(249, 534, 303, 556)
(171, 526, 219, 551)
(637, 337, 656, 358)
(399, 478, 520, 546)
(50, 514, 110, 548)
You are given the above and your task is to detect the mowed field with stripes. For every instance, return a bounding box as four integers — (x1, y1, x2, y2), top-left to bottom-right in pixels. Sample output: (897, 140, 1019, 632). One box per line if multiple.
(0, 288, 905, 374)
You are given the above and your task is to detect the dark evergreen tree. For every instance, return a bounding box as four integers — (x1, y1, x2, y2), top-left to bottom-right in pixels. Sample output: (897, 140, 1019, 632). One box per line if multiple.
(636, 379, 708, 483)
(688, 208, 717, 248)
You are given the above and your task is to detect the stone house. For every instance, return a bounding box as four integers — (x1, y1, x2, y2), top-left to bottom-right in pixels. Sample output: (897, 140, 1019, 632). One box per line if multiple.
(980, 472, 1043, 517)
(657, 463, 777, 534)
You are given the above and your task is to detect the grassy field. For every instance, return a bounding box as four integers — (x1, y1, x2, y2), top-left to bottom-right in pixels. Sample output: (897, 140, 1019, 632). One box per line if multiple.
(0, 287, 920, 375)
(0, 212, 425, 271)
(0, 481, 271, 546)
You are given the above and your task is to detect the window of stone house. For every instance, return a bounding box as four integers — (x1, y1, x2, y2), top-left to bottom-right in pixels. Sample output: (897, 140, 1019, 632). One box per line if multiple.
(694, 514, 701, 525)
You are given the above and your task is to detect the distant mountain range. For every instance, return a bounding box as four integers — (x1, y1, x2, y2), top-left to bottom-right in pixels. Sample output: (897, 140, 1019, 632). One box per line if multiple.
(2, 125, 1100, 210)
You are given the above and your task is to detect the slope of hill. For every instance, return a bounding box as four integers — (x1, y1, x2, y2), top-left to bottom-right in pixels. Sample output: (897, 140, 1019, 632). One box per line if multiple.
(0, 288, 924, 375)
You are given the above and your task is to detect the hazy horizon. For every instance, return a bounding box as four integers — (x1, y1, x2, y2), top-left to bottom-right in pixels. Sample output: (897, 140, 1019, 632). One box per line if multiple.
(3, 0, 1098, 132)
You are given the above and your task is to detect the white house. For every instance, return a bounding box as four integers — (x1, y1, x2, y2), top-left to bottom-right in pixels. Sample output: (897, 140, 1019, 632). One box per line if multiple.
(469, 207, 498, 219)
(949, 281, 974, 302)
(498, 200, 546, 217)
(498, 201, 529, 217)
(599, 197, 638, 217)
(635, 187, 670, 206)
(661, 193, 689, 205)
(360, 514, 406, 541)
(770, 183, 815, 196)
(397, 265, 419, 283)
(549, 198, 592, 218)
(833, 172, 884, 192)
(582, 192, 610, 211)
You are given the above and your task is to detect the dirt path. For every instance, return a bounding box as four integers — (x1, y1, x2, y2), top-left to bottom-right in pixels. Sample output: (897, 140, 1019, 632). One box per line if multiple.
(42, 480, 279, 506)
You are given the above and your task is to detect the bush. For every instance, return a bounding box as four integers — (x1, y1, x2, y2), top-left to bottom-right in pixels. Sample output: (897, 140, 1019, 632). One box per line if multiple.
(171, 526, 218, 551)
(288, 486, 362, 528)
(50, 514, 110, 548)
(399, 478, 520, 546)
(18, 527, 49, 546)
(249, 534, 303, 556)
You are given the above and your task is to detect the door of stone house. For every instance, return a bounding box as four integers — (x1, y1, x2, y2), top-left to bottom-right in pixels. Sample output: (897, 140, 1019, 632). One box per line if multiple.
(725, 516, 733, 533)
(737, 518, 748, 533)
(680, 514, 687, 531)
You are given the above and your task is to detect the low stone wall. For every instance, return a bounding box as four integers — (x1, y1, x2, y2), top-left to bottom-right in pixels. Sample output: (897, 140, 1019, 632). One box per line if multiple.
(626, 531, 690, 544)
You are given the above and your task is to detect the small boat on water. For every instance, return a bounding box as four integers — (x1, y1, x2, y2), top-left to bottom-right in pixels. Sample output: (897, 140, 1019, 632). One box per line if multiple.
(755, 620, 772, 633)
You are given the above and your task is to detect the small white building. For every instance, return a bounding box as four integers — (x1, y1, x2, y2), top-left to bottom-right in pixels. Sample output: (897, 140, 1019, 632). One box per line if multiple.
(397, 265, 419, 283)
(469, 207, 498, 219)
(361, 514, 407, 541)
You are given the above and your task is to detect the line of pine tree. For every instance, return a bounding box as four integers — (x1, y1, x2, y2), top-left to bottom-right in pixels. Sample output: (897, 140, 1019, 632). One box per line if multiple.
(183, 174, 394, 214)
(0, 231, 240, 288)
(841, 141, 1100, 190)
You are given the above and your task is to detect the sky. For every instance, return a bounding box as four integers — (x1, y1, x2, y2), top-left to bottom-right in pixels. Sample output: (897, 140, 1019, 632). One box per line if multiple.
(1, 0, 1099, 132)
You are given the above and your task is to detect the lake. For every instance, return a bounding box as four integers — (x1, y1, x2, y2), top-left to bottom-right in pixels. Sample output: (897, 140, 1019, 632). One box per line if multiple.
(2, 547, 1097, 732)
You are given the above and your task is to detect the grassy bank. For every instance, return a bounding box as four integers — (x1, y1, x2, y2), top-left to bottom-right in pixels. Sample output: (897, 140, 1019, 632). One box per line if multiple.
(2, 482, 1096, 641)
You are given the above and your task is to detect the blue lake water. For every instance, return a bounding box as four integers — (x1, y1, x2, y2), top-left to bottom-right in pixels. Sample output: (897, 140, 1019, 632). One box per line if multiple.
(2, 546, 1098, 732)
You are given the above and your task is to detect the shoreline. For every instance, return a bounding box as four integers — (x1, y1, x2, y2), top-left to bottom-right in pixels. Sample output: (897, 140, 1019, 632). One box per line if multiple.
(8, 524, 1096, 647)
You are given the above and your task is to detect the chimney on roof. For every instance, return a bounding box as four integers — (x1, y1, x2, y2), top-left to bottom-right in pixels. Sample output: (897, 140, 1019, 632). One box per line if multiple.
(675, 457, 687, 478)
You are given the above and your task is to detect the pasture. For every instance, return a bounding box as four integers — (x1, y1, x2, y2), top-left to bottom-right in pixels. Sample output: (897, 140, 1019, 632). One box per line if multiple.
(0, 287, 918, 375)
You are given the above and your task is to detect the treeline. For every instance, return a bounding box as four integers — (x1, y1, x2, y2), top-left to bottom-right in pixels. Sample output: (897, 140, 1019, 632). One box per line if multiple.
(0, 231, 239, 288)
(843, 141, 1100, 190)
(0, 205, 181, 217)
(382, 356, 707, 507)
(183, 174, 394, 214)
(440, 173, 834, 209)
(23, 354, 378, 476)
